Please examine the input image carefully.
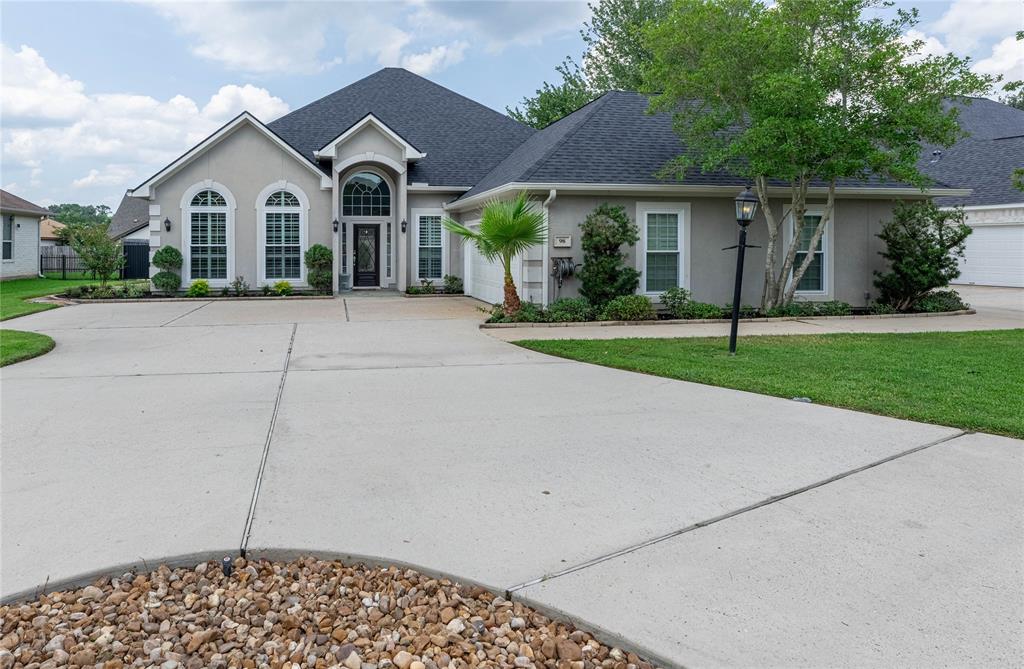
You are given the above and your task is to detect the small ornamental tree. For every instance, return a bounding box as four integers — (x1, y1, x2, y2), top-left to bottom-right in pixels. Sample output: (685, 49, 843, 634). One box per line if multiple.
(577, 203, 640, 309)
(151, 245, 183, 293)
(873, 201, 971, 311)
(645, 0, 994, 310)
(304, 244, 333, 294)
(64, 222, 123, 286)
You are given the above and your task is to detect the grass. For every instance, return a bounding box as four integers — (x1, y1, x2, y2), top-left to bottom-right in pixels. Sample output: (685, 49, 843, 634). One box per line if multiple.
(518, 330, 1024, 438)
(0, 277, 99, 320)
(0, 329, 55, 366)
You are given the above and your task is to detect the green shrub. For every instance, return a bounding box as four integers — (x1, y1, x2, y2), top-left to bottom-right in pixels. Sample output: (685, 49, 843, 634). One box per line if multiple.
(679, 301, 724, 319)
(219, 286, 229, 296)
(64, 286, 84, 299)
(186, 279, 210, 297)
(914, 289, 968, 313)
(419, 279, 436, 294)
(723, 303, 758, 318)
(486, 301, 547, 323)
(91, 285, 115, 299)
(765, 301, 817, 318)
(870, 301, 898, 315)
(124, 281, 148, 299)
(406, 285, 424, 295)
(152, 270, 181, 293)
(874, 201, 971, 311)
(578, 203, 641, 309)
(304, 244, 333, 294)
(546, 297, 594, 322)
(273, 280, 293, 296)
(230, 275, 249, 296)
(443, 274, 463, 294)
(659, 286, 692, 317)
(814, 300, 853, 316)
(152, 246, 183, 271)
(599, 295, 656, 321)
(261, 285, 273, 296)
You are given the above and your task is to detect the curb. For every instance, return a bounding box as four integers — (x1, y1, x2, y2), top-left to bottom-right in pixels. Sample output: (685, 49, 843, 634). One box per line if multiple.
(62, 295, 335, 304)
(479, 309, 976, 329)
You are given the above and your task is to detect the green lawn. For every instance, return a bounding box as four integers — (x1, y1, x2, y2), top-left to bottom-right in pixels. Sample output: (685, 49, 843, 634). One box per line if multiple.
(0, 277, 98, 320)
(518, 330, 1024, 438)
(0, 329, 55, 366)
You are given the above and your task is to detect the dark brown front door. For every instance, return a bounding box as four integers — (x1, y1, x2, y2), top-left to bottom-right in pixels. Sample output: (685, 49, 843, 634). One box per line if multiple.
(353, 224, 380, 287)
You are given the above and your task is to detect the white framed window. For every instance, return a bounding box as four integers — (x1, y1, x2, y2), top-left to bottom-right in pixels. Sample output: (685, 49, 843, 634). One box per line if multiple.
(181, 181, 235, 287)
(637, 202, 689, 295)
(787, 208, 830, 295)
(257, 183, 309, 285)
(412, 208, 446, 283)
(2, 215, 13, 261)
(342, 172, 390, 217)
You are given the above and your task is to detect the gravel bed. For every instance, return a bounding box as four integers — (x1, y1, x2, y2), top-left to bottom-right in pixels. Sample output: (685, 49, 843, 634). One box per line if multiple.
(1, 557, 661, 669)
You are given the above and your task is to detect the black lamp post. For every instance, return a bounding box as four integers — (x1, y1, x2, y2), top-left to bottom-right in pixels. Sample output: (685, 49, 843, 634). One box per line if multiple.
(728, 187, 759, 355)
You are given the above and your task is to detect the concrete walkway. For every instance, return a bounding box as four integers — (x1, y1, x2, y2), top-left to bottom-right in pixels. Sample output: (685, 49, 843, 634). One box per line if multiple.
(488, 285, 1023, 341)
(2, 294, 1021, 667)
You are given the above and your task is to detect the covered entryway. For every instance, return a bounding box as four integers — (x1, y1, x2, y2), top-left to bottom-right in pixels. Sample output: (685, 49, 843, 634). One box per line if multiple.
(955, 222, 1024, 288)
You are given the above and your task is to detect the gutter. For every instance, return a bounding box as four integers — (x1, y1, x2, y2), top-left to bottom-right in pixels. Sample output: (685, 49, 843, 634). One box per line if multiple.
(542, 189, 557, 307)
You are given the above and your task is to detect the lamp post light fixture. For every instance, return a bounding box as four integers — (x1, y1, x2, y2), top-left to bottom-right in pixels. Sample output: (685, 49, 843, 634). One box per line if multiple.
(164, 218, 172, 232)
(727, 187, 759, 355)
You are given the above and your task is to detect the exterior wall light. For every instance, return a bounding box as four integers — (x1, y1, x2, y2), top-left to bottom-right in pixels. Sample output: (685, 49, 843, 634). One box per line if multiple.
(401, 219, 407, 234)
(333, 219, 339, 233)
(164, 218, 172, 232)
(726, 187, 760, 355)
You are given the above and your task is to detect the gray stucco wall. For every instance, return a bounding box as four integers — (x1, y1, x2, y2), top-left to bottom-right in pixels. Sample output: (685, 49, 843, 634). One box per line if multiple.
(147, 123, 332, 288)
(1, 213, 40, 279)
(544, 194, 898, 307)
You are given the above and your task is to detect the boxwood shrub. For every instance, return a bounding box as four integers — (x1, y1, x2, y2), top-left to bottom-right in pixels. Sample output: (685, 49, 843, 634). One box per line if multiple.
(546, 297, 594, 322)
(152, 270, 181, 293)
(599, 295, 656, 321)
(186, 279, 210, 297)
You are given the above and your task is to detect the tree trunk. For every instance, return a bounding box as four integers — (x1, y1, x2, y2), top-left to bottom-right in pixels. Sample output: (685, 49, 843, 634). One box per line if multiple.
(755, 176, 779, 310)
(503, 273, 521, 313)
(783, 180, 836, 304)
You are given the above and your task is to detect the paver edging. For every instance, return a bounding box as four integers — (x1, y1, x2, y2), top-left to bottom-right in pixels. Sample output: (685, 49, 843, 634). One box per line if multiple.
(59, 295, 336, 304)
(479, 308, 976, 329)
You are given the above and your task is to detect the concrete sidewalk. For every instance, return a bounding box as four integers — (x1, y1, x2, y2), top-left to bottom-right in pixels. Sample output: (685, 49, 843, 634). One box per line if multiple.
(2, 295, 1021, 667)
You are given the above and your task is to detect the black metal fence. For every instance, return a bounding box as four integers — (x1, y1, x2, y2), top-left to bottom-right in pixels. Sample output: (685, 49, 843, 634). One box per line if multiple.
(40, 242, 150, 280)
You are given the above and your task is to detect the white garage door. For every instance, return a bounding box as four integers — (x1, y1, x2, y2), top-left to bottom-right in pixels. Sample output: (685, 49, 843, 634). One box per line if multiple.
(954, 224, 1024, 288)
(463, 224, 522, 305)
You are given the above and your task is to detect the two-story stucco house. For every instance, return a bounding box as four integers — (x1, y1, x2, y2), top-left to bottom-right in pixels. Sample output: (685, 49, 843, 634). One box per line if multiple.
(120, 68, 967, 306)
(0, 190, 50, 280)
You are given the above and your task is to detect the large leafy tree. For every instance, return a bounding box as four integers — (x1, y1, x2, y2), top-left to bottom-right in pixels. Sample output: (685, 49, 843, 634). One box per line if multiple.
(508, 0, 668, 128)
(443, 193, 547, 314)
(645, 0, 994, 309)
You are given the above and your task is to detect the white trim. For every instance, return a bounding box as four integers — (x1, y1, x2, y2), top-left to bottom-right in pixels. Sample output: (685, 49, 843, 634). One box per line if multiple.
(332, 152, 406, 176)
(256, 181, 310, 287)
(958, 202, 1024, 211)
(411, 208, 448, 284)
(784, 206, 833, 298)
(2, 213, 14, 262)
(315, 114, 426, 162)
(130, 113, 331, 198)
(445, 181, 971, 212)
(180, 180, 236, 288)
(406, 185, 471, 193)
(636, 202, 690, 297)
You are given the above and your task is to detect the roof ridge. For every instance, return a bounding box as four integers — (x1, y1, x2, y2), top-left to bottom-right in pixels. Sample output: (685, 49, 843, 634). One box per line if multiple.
(518, 92, 617, 183)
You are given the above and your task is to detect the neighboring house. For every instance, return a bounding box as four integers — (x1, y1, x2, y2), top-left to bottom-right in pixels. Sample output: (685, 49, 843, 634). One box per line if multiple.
(39, 218, 66, 247)
(0, 189, 49, 279)
(921, 98, 1024, 288)
(118, 68, 967, 305)
(108, 193, 151, 242)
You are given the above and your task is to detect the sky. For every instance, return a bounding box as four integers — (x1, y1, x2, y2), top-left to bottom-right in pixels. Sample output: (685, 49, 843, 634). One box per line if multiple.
(1, 0, 1022, 211)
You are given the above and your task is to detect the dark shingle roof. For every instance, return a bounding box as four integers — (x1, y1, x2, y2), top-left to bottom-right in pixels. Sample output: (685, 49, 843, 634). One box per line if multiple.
(461, 91, 928, 200)
(0, 189, 50, 216)
(268, 68, 535, 187)
(922, 97, 1024, 207)
(109, 193, 150, 239)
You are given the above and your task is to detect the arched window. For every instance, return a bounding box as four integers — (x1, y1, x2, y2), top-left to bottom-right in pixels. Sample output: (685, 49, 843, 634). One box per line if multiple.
(263, 190, 302, 281)
(342, 172, 390, 216)
(189, 189, 228, 280)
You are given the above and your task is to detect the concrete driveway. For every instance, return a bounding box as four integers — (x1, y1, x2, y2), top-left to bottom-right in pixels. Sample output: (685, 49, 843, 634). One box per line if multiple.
(2, 295, 1021, 667)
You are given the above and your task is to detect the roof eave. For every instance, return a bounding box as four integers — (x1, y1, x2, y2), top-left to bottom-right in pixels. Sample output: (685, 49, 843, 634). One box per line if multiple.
(313, 113, 426, 162)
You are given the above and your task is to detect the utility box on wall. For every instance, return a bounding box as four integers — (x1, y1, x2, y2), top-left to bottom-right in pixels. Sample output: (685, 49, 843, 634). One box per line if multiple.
(553, 235, 572, 248)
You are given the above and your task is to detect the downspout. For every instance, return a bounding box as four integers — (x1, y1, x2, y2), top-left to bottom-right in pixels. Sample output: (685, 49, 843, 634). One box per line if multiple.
(37, 215, 44, 278)
(542, 189, 557, 306)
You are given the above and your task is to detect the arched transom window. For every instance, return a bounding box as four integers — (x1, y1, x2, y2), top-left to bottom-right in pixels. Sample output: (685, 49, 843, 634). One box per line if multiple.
(263, 190, 302, 281)
(189, 189, 228, 280)
(343, 172, 390, 216)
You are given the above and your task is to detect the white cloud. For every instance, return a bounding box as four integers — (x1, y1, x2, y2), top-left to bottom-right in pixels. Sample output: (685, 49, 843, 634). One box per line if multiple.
(401, 41, 469, 75)
(974, 34, 1024, 80)
(930, 0, 1023, 54)
(901, 29, 951, 61)
(0, 43, 290, 197)
(410, 1, 589, 52)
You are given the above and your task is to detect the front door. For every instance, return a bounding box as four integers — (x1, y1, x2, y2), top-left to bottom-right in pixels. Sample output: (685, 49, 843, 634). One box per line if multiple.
(353, 224, 380, 287)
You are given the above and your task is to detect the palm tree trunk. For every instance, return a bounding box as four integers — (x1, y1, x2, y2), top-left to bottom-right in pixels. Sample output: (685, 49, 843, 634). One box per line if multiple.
(503, 271, 522, 313)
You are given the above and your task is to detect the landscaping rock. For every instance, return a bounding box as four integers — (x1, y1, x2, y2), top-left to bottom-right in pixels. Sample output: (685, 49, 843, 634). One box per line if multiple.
(0, 557, 661, 669)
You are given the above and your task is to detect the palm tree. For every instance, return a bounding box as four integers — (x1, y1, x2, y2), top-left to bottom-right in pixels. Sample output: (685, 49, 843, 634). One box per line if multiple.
(443, 192, 547, 314)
